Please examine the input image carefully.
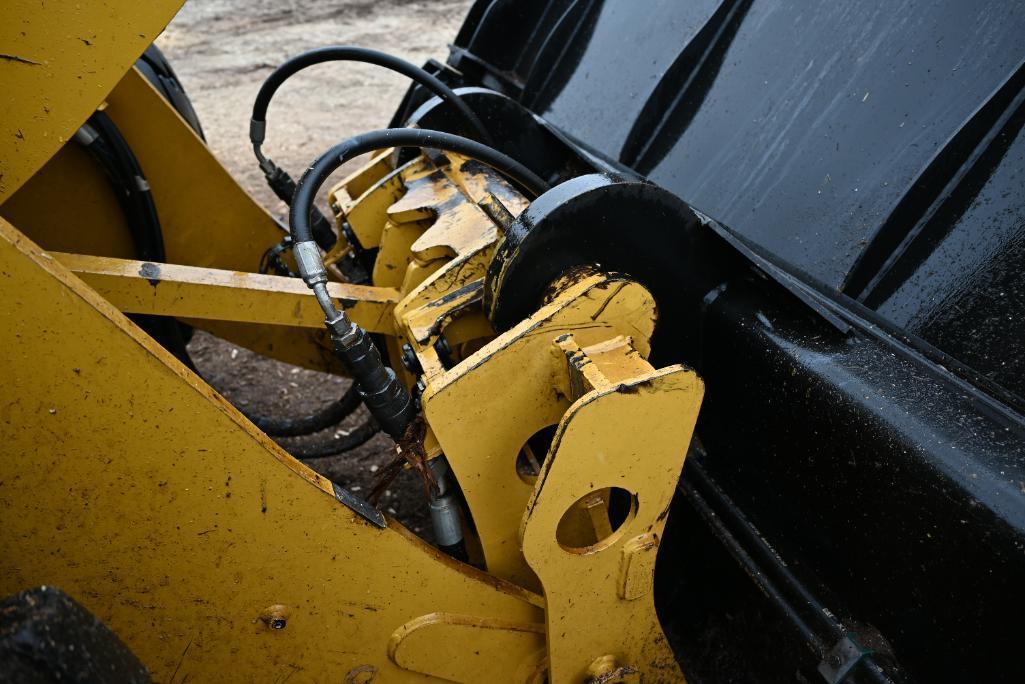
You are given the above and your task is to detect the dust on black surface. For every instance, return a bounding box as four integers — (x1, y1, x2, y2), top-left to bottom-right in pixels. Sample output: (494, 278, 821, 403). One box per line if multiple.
(188, 330, 434, 540)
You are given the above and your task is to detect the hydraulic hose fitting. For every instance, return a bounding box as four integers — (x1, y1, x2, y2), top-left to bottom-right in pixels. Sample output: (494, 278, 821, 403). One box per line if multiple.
(325, 311, 415, 441)
(294, 240, 329, 288)
(294, 241, 341, 319)
(251, 121, 276, 176)
(429, 458, 468, 561)
(295, 238, 415, 439)
(263, 161, 297, 201)
(73, 123, 99, 147)
(249, 118, 267, 148)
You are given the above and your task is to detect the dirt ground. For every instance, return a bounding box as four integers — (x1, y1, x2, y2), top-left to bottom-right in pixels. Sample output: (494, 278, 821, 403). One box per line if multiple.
(155, 0, 474, 538)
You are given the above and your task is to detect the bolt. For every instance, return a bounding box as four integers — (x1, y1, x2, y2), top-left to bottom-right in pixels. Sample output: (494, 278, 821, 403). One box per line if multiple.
(434, 335, 451, 357)
(412, 377, 427, 411)
(400, 343, 422, 374)
(259, 604, 290, 631)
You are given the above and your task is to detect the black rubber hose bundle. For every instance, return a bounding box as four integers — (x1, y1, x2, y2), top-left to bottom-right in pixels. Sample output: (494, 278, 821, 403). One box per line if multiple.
(77, 112, 195, 369)
(84, 112, 166, 263)
(250, 46, 493, 252)
(243, 383, 361, 438)
(280, 417, 380, 459)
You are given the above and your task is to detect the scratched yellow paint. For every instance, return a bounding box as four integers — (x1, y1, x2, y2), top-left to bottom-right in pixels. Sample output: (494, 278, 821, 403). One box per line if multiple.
(0, 0, 186, 202)
(424, 276, 660, 590)
(0, 217, 544, 682)
(520, 337, 703, 682)
(53, 252, 399, 334)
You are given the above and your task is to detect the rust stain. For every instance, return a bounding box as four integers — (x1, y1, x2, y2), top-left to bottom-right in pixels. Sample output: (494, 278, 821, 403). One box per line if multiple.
(369, 416, 436, 504)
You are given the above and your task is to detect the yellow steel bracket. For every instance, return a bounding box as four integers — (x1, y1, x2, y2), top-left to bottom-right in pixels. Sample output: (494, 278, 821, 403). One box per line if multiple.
(424, 274, 659, 590)
(0, 0, 185, 202)
(0, 217, 547, 682)
(1, 64, 337, 371)
(520, 335, 703, 683)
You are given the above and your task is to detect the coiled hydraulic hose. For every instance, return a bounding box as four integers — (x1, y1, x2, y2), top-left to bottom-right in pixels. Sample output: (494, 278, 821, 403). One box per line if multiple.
(244, 383, 362, 438)
(280, 417, 380, 459)
(80, 112, 166, 262)
(250, 46, 492, 251)
(289, 128, 549, 441)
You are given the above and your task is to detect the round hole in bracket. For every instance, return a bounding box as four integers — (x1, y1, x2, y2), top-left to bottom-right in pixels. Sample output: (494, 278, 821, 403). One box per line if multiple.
(515, 424, 558, 485)
(556, 487, 637, 553)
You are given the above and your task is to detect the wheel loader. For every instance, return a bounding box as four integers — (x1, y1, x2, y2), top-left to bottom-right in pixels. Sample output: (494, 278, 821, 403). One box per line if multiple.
(1, 1, 1023, 682)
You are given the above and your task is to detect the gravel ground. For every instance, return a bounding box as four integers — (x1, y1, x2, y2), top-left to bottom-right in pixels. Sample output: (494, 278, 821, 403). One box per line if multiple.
(156, 0, 473, 537)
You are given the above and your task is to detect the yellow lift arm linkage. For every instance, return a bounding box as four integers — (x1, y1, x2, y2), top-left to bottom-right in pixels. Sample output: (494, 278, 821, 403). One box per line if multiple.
(0, 1, 704, 681)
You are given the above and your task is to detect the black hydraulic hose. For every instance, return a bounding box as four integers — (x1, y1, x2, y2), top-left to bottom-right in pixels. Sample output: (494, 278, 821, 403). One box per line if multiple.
(85, 111, 166, 263)
(244, 383, 362, 437)
(258, 166, 338, 250)
(281, 417, 379, 459)
(77, 112, 195, 370)
(249, 47, 492, 251)
(290, 128, 549, 245)
(250, 46, 491, 150)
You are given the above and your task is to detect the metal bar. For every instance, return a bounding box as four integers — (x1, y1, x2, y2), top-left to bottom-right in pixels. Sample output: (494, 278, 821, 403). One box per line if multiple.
(51, 252, 400, 333)
(687, 460, 843, 640)
(681, 479, 826, 653)
(684, 460, 896, 684)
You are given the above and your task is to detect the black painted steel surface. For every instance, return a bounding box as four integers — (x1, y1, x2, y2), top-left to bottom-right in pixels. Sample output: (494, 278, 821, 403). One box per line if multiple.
(401, 2, 1025, 681)
(450, 0, 1025, 410)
